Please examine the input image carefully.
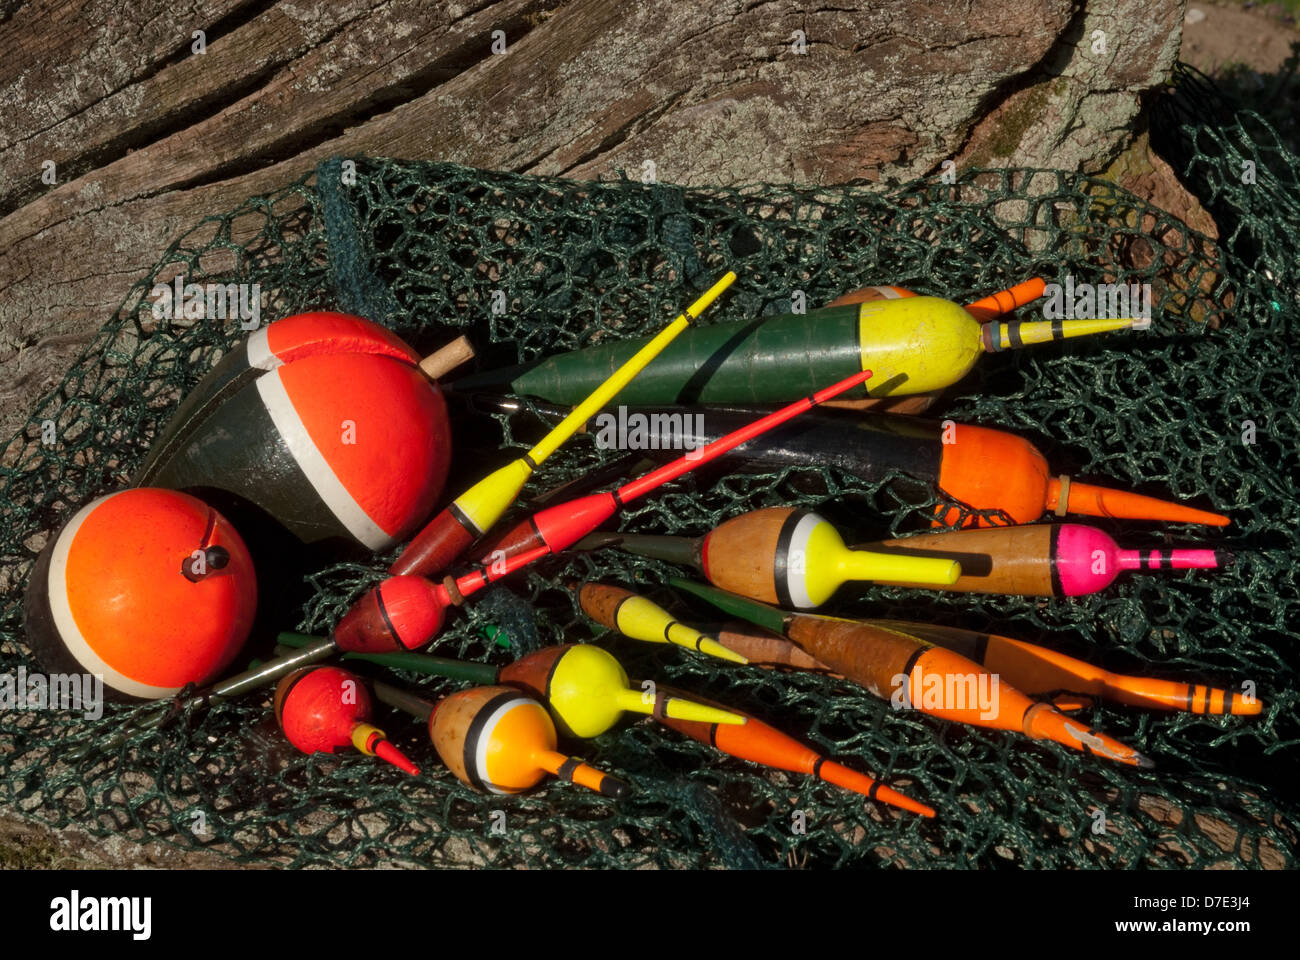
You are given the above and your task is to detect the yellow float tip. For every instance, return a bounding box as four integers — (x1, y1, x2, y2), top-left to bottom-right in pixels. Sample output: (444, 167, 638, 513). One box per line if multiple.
(982, 316, 1134, 351)
(688, 271, 738, 317)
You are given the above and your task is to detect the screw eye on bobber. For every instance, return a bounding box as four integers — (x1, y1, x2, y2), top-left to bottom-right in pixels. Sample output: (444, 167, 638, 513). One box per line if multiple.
(577, 506, 961, 609)
(448, 276, 1135, 405)
(653, 685, 935, 818)
(573, 581, 748, 663)
(134, 311, 462, 553)
(22, 488, 258, 701)
(670, 578, 1152, 767)
(273, 665, 419, 775)
(428, 686, 629, 797)
(391, 272, 736, 578)
(707, 619, 1262, 716)
(275, 633, 744, 738)
(857, 522, 1225, 597)
(491, 402, 1228, 529)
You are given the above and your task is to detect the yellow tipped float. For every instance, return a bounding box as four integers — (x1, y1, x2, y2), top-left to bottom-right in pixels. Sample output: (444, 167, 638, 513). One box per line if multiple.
(982, 315, 1135, 350)
(574, 581, 748, 664)
(391, 272, 737, 577)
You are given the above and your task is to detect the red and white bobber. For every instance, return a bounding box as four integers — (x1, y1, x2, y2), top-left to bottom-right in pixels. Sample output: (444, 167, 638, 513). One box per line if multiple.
(134, 311, 454, 553)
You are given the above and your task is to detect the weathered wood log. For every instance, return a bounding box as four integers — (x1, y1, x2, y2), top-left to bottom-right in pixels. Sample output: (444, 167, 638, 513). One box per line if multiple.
(0, 0, 1188, 438)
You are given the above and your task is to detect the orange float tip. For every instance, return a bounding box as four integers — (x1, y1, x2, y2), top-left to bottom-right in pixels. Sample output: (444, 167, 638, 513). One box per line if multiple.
(541, 751, 630, 798)
(963, 277, 1047, 321)
(1232, 695, 1265, 716)
(1025, 703, 1153, 768)
(1048, 477, 1230, 526)
(818, 759, 936, 817)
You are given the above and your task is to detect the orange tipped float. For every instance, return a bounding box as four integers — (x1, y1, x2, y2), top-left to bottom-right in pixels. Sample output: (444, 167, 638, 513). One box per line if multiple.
(274, 665, 419, 775)
(870, 621, 1263, 716)
(22, 488, 258, 701)
(429, 686, 628, 797)
(672, 578, 1153, 767)
(932, 421, 1229, 527)
(657, 686, 934, 817)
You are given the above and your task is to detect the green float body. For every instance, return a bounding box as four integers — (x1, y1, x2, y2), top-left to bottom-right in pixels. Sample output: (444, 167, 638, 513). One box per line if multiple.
(456, 304, 869, 404)
(451, 298, 1131, 405)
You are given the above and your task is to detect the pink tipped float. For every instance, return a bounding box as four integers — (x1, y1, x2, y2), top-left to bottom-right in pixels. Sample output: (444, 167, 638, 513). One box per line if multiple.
(1055, 525, 1224, 596)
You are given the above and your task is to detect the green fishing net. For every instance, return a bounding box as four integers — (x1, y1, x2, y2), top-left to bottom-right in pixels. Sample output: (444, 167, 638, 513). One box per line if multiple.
(0, 62, 1295, 869)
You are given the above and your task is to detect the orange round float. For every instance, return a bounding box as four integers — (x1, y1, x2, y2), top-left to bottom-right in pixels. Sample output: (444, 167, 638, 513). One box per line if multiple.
(23, 487, 258, 701)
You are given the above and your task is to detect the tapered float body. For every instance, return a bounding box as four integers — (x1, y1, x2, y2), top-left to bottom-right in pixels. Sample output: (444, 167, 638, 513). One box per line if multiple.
(709, 620, 1261, 716)
(274, 665, 419, 774)
(450, 295, 1134, 405)
(580, 506, 960, 609)
(429, 686, 628, 796)
(862, 523, 1224, 597)
(671, 579, 1152, 766)
(498, 643, 745, 738)
(23, 488, 258, 701)
(471, 370, 878, 574)
(656, 686, 934, 817)
(392, 273, 736, 577)
(486, 401, 1228, 528)
(871, 621, 1263, 715)
(574, 581, 747, 663)
(135, 311, 452, 553)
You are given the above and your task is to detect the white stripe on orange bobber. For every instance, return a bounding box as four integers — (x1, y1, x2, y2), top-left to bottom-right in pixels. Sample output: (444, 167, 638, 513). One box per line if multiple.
(245, 325, 277, 371)
(783, 512, 821, 610)
(475, 695, 536, 795)
(254, 368, 393, 551)
(46, 492, 182, 699)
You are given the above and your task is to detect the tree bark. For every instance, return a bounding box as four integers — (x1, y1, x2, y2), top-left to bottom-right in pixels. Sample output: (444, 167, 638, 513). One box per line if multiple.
(0, 0, 1188, 438)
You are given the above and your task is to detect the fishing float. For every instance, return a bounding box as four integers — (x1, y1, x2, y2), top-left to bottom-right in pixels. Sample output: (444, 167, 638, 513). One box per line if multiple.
(449, 277, 1135, 405)
(373, 682, 628, 797)
(477, 401, 1229, 528)
(572, 581, 748, 663)
(23, 488, 258, 701)
(391, 272, 736, 577)
(670, 578, 1153, 767)
(858, 522, 1227, 597)
(274, 664, 419, 775)
(708, 620, 1262, 716)
(134, 311, 463, 552)
(576, 506, 961, 609)
(655, 684, 935, 818)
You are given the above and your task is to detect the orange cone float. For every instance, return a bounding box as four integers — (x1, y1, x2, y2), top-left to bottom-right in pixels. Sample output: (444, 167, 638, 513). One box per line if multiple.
(23, 488, 257, 701)
(274, 665, 419, 775)
(135, 311, 454, 552)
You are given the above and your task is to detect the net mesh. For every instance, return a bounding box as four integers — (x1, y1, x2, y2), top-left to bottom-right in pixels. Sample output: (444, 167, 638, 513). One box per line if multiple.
(0, 63, 1295, 869)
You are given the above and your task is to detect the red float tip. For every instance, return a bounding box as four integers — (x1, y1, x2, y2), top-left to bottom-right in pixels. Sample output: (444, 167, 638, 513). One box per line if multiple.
(373, 739, 421, 776)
